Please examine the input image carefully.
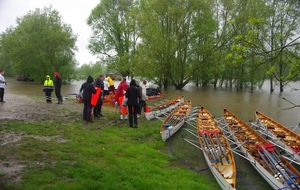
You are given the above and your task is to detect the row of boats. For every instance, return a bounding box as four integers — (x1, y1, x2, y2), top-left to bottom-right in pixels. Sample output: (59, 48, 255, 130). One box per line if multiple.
(146, 96, 300, 190)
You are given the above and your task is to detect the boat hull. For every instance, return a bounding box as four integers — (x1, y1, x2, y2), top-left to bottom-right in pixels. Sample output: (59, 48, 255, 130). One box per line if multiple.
(238, 144, 285, 189)
(203, 153, 235, 190)
(145, 97, 184, 120)
(255, 112, 300, 163)
(160, 119, 185, 141)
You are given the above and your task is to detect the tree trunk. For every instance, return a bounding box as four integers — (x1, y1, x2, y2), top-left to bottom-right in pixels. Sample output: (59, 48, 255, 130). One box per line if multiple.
(280, 81, 284, 92)
(270, 77, 274, 93)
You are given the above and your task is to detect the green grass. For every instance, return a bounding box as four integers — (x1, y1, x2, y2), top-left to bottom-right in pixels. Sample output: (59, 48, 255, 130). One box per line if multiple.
(0, 111, 219, 190)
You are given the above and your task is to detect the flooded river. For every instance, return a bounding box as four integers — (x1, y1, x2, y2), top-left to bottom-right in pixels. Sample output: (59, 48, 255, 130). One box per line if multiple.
(4, 77, 300, 190)
(5, 78, 300, 127)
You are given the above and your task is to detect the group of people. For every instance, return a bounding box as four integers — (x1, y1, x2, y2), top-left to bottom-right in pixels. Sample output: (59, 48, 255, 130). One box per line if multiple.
(80, 74, 148, 128)
(115, 77, 147, 128)
(1, 69, 148, 128)
(43, 72, 63, 104)
(79, 75, 106, 123)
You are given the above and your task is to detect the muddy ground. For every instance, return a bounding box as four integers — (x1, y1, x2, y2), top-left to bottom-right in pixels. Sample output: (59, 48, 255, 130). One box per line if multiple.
(0, 93, 83, 122)
(0, 93, 84, 188)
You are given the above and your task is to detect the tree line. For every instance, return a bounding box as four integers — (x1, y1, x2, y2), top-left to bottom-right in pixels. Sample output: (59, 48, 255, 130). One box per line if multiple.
(88, 0, 300, 92)
(0, 1, 300, 92)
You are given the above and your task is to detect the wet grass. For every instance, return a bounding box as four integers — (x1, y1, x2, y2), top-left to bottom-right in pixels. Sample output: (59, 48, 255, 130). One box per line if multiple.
(0, 110, 219, 190)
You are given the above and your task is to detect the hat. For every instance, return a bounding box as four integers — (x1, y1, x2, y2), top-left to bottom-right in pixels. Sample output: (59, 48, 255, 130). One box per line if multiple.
(46, 75, 50, 78)
(54, 72, 60, 77)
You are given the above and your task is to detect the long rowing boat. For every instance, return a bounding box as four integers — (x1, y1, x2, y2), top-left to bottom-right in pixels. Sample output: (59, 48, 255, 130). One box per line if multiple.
(160, 100, 192, 141)
(145, 96, 184, 120)
(255, 111, 300, 163)
(224, 109, 300, 190)
(198, 107, 236, 190)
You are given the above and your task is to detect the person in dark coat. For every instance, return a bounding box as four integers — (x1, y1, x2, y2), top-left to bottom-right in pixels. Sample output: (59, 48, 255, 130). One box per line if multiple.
(80, 76, 96, 123)
(93, 75, 105, 118)
(54, 72, 63, 104)
(125, 79, 140, 128)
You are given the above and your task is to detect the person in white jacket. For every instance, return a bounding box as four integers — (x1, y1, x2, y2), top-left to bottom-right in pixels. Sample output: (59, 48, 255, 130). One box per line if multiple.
(0, 69, 7, 103)
(140, 80, 147, 113)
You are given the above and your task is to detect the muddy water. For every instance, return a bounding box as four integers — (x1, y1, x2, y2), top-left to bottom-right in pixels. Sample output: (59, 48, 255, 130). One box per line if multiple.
(3, 77, 300, 190)
(5, 78, 300, 127)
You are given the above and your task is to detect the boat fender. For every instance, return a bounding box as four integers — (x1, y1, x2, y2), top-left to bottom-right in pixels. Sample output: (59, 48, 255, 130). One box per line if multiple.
(145, 105, 151, 112)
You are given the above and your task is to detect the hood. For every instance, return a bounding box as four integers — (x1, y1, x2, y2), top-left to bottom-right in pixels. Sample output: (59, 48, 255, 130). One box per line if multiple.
(87, 75, 94, 83)
(54, 72, 60, 77)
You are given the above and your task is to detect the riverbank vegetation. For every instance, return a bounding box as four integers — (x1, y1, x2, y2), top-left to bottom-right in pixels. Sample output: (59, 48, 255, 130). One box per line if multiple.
(0, 7, 76, 82)
(1, 0, 300, 92)
(0, 111, 218, 190)
(88, 0, 300, 92)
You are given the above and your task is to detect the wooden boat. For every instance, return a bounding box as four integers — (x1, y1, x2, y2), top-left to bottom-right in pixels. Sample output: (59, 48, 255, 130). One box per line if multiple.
(147, 93, 166, 101)
(145, 96, 184, 120)
(255, 111, 300, 162)
(197, 107, 236, 190)
(160, 100, 192, 141)
(224, 109, 300, 190)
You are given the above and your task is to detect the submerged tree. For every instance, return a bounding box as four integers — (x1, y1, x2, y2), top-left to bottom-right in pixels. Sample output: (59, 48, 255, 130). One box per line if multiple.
(137, 0, 215, 89)
(0, 7, 77, 82)
(87, 0, 300, 91)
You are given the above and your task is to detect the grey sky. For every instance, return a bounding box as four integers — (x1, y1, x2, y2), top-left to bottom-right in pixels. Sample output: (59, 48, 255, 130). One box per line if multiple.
(0, 0, 99, 66)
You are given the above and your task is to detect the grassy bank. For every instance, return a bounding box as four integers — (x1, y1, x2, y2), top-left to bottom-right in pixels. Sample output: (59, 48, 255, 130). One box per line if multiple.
(0, 109, 219, 190)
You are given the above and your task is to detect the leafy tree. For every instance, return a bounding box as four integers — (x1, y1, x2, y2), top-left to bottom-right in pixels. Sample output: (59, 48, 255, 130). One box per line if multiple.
(75, 62, 105, 80)
(0, 7, 77, 82)
(88, 0, 139, 77)
(264, 0, 300, 92)
(137, 0, 215, 89)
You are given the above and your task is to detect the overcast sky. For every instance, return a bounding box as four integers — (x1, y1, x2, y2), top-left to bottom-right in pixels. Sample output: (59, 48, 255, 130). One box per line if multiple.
(0, 0, 99, 66)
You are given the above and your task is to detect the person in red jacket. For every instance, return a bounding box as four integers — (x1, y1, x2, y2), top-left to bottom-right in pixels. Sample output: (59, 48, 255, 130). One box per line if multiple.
(115, 77, 129, 121)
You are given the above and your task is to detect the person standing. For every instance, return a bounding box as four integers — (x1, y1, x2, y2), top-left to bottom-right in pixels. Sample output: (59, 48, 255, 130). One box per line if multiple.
(140, 80, 148, 113)
(135, 82, 143, 116)
(115, 77, 129, 121)
(103, 77, 109, 96)
(126, 79, 140, 128)
(54, 72, 63, 104)
(0, 69, 7, 103)
(43, 75, 54, 103)
(106, 74, 115, 94)
(80, 76, 96, 123)
(94, 75, 105, 118)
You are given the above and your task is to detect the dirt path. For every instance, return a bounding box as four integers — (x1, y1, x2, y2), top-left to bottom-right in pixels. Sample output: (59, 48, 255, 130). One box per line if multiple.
(0, 93, 82, 122)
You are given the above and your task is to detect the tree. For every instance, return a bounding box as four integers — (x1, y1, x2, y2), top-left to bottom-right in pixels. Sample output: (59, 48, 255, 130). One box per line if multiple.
(137, 0, 215, 90)
(263, 0, 300, 92)
(75, 62, 105, 80)
(0, 7, 77, 82)
(88, 0, 139, 77)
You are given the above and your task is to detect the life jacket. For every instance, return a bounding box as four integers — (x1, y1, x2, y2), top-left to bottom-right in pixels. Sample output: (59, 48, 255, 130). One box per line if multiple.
(44, 79, 54, 90)
(119, 96, 128, 115)
(91, 87, 102, 106)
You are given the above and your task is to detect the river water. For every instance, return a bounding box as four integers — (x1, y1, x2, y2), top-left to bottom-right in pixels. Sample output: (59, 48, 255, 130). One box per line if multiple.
(4, 77, 300, 190)
(5, 78, 300, 127)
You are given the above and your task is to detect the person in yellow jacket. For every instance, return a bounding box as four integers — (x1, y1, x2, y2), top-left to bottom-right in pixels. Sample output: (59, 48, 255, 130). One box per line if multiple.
(106, 74, 115, 94)
(43, 75, 54, 103)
